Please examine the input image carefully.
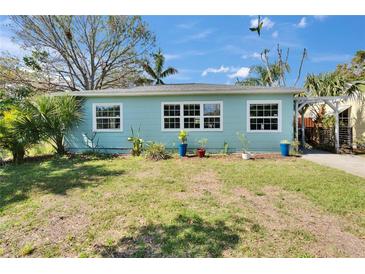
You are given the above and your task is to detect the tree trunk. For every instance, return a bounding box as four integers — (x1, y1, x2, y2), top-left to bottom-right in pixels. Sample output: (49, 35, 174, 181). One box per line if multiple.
(12, 148, 25, 164)
(55, 137, 66, 155)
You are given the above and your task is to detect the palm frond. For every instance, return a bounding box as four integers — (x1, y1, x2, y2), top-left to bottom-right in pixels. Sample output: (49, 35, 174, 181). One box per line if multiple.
(154, 49, 165, 76)
(143, 63, 158, 80)
(160, 67, 178, 78)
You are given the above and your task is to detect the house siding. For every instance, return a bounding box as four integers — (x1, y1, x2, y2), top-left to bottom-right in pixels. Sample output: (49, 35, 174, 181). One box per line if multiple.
(66, 93, 294, 153)
(346, 97, 365, 142)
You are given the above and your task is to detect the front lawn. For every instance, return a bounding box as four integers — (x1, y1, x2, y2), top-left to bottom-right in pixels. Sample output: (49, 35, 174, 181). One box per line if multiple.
(0, 155, 364, 257)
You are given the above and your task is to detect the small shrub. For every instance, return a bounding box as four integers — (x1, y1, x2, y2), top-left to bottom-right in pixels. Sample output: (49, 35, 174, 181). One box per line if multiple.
(145, 142, 170, 161)
(127, 126, 143, 156)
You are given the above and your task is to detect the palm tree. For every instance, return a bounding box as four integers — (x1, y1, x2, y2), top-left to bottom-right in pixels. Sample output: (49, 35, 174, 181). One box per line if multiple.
(0, 106, 40, 163)
(236, 64, 283, 86)
(143, 49, 178, 85)
(304, 72, 363, 128)
(25, 95, 83, 155)
(305, 72, 362, 98)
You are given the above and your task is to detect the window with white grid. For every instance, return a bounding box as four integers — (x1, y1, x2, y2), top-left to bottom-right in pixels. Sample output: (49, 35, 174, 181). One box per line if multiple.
(163, 104, 181, 129)
(247, 100, 281, 132)
(93, 103, 123, 132)
(162, 101, 223, 131)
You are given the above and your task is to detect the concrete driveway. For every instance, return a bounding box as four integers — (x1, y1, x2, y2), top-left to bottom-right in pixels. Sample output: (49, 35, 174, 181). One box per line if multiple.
(302, 150, 365, 178)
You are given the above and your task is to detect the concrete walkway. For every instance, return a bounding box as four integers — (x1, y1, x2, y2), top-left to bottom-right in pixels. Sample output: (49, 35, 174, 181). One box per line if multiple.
(302, 150, 365, 178)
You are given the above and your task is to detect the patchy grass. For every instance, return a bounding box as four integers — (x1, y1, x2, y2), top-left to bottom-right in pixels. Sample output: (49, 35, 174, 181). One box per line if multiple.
(19, 243, 35, 257)
(0, 155, 364, 258)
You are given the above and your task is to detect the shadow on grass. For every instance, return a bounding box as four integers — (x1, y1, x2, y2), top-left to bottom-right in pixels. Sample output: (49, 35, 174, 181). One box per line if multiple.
(0, 155, 125, 210)
(96, 214, 240, 257)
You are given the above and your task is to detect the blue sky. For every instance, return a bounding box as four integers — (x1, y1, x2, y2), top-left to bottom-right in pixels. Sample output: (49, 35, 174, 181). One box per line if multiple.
(143, 16, 365, 86)
(1, 16, 364, 87)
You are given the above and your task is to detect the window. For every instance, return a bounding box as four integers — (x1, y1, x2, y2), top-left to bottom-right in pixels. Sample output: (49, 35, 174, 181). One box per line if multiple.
(163, 104, 180, 129)
(204, 103, 221, 129)
(93, 103, 123, 132)
(247, 100, 281, 132)
(162, 101, 223, 131)
(183, 104, 200, 129)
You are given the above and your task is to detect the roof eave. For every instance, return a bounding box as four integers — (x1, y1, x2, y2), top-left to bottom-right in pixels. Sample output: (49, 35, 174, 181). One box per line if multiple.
(51, 89, 302, 97)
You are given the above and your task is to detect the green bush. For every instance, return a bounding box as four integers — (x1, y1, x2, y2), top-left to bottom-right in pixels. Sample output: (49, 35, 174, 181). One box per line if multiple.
(0, 107, 41, 164)
(145, 142, 170, 161)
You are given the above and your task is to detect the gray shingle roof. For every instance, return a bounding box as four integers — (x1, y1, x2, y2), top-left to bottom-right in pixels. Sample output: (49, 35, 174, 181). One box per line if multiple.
(51, 83, 302, 97)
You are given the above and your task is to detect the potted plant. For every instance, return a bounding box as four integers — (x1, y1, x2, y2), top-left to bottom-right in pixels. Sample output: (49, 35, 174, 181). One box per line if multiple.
(196, 138, 208, 158)
(236, 132, 250, 160)
(178, 130, 188, 157)
(280, 140, 291, 156)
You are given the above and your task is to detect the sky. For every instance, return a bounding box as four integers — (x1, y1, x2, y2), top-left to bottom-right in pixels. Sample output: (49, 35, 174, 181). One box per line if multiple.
(1, 15, 364, 87)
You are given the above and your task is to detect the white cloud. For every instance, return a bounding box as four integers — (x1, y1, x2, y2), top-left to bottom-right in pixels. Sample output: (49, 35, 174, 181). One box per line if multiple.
(164, 54, 181, 61)
(176, 21, 197, 29)
(202, 65, 229, 76)
(311, 54, 352, 63)
(201, 65, 250, 79)
(189, 30, 212, 39)
(228, 67, 250, 79)
(250, 17, 274, 30)
(177, 29, 213, 43)
(242, 52, 261, 60)
(313, 16, 328, 21)
(296, 17, 307, 28)
(272, 31, 279, 38)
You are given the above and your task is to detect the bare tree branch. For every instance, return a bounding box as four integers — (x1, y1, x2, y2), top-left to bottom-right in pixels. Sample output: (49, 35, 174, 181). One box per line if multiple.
(9, 16, 155, 91)
(294, 48, 307, 87)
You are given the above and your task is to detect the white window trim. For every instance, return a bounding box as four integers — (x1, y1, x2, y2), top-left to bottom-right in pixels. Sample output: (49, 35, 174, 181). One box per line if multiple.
(92, 103, 123, 132)
(246, 100, 282, 133)
(161, 101, 223, 132)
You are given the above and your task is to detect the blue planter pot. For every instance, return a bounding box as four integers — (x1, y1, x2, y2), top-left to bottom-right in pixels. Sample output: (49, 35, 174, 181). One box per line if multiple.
(178, 143, 187, 157)
(280, 143, 290, 156)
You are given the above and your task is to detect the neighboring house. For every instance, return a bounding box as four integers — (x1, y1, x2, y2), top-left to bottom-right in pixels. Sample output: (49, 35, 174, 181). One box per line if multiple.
(303, 96, 365, 148)
(328, 97, 365, 147)
(55, 84, 300, 153)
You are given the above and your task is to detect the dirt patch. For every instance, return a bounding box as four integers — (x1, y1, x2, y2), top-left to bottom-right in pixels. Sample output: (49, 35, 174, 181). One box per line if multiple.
(134, 168, 161, 180)
(191, 171, 221, 194)
(175, 170, 222, 199)
(233, 186, 365, 257)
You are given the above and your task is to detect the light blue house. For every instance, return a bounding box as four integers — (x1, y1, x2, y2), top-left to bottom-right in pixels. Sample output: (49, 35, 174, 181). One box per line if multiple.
(59, 84, 300, 153)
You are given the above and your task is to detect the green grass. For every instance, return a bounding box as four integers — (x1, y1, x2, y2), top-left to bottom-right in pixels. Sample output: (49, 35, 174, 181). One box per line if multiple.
(0, 155, 364, 257)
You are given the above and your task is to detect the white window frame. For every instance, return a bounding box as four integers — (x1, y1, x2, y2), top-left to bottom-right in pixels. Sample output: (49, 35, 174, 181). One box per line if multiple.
(161, 101, 223, 131)
(246, 100, 282, 133)
(92, 103, 123, 132)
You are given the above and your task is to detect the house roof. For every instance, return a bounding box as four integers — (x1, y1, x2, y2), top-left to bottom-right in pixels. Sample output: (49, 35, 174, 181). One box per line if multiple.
(51, 83, 302, 97)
